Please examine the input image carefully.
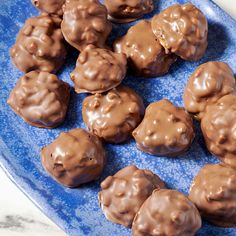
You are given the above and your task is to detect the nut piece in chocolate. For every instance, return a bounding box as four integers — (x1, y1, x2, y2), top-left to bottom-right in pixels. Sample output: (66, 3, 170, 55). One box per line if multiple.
(151, 3, 208, 61)
(98, 165, 165, 227)
(61, 0, 112, 51)
(70, 45, 127, 94)
(133, 99, 194, 157)
(132, 189, 201, 236)
(7, 71, 70, 128)
(104, 0, 154, 23)
(32, 0, 65, 16)
(82, 85, 144, 143)
(114, 20, 176, 77)
(184, 61, 236, 119)
(189, 163, 236, 227)
(41, 128, 106, 187)
(201, 94, 236, 168)
(10, 13, 66, 73)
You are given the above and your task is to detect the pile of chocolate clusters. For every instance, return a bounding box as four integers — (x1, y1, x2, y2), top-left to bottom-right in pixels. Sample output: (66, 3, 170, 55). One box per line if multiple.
(8, 0, 236, 234)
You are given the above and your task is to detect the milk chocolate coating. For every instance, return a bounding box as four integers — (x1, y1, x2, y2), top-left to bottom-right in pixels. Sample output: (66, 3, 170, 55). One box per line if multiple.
(104, 0, 154, 23)
(61, 0, 112, 51)
(132, 189, 201, 236)
(70, 45, 127, 94)
(151, 3, 208, 61)
(189, 163, 236, 227)
(184, 61, 236, 119)
(98, 165, 165, 227)
(41, 128, 106, 187)
(10, 14, 66, 73)
(114, 20, 176, 77)
(201, 94, 236, 168)
(32, 0, 65, 16)
(7, 71, 70, 128)
(82, 85, 144, 143)
(133, 99, 194, 157)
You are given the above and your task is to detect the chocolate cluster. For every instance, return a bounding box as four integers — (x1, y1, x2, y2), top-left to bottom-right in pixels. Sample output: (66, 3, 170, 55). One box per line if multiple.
(41, 128, 106, 187)
(10, 14, 66, 73)
(133, 99, 195, 157)
(184, 61, 236, 119)
(32, 0, 65, 16)
(114, 20, 176, 77)
(70, 45, 127, 94)
(82, 85, 144, 143)
(99, 165, 165, 227)
(189, 163, 236, 227)
(61, 0, 112, 51)
(151, 3, 208, 61)
(7, 71, 70, 128)
(132, 189, 201, 236)
(104, 0, 154, 23)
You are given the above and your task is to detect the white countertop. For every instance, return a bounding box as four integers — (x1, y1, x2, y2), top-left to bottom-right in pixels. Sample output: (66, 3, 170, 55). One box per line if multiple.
(0, 168, 66, 236)
(212, 0, 236, 20)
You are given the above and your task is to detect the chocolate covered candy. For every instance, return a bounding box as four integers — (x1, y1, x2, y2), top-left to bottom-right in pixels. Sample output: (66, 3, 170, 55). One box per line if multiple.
(184, 61, 236, 119)
(32, 0, 65, 16)
(132, 189, 201, 236)
(10, 14, 66, 73)
(151, 3, 208, 61)
(133, 99, 194, 157)
(201, 94, 236, 168)
(189, 163, 236, 227)
(104, 0, 154, 23)
(70, 45, 127, 94)
(114, 20, 176, 77)
(41, 128, 106, 187)
(82, 85, 144, 143)
(7, 71, 70, 128)
(61, 0, 112, 51)
(99, 165, 165, 227)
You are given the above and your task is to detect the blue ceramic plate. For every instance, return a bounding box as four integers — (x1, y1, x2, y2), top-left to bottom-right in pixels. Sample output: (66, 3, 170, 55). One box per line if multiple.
(0, 0, 236, 235)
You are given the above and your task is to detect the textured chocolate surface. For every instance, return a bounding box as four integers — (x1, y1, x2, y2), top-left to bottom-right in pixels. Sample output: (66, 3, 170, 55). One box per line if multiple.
(114, 20, 176, 77)
(104, 0, 154, 23)
(10, 13, 66, 73)
(132, 189, 201, 236)
(82, 85, 144, 143)
(32, 0, 65, 16)
(41, 128, 106, 187)
(133, 99, 194, 157)
(151, 3, 208, 61)
(7, 71, 70, 128)
(61, 0, 112, 51)
(98, 165, 165, 228)
(189, 163, 236, 227)
(70, 45, 127, 94)
(184, 61, 236, 119)
(201, 94, 236, 168)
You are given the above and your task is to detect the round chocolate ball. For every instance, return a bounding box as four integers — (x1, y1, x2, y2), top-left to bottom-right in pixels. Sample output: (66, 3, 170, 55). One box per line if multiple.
(70, 45, 127, 94)
(189, 163, 236, 227)
(10, 13, 66, 73)
(201, 94, 236, 168)
(82, 85, 145, 143)
(114, 20, 176, 77)
(104, 0, 154, 23)
(32, 0, 65, 16)
(132, 189, 201, 236)
(61, 0, 112, 51)
(133, 99, 195, 157)
(7, 71, 70, 128)
(98, 165, 165, 227)
(183, 61, 235, 119)
(41, 128, 106, 187)
(151, 3, 208, 61)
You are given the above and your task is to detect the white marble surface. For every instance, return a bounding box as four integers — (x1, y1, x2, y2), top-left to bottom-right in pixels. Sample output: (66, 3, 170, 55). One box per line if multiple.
(0, 168, 66, 236)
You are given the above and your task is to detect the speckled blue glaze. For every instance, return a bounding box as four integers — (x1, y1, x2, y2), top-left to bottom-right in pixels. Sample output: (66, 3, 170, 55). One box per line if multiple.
(0, 0, 236, 235)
